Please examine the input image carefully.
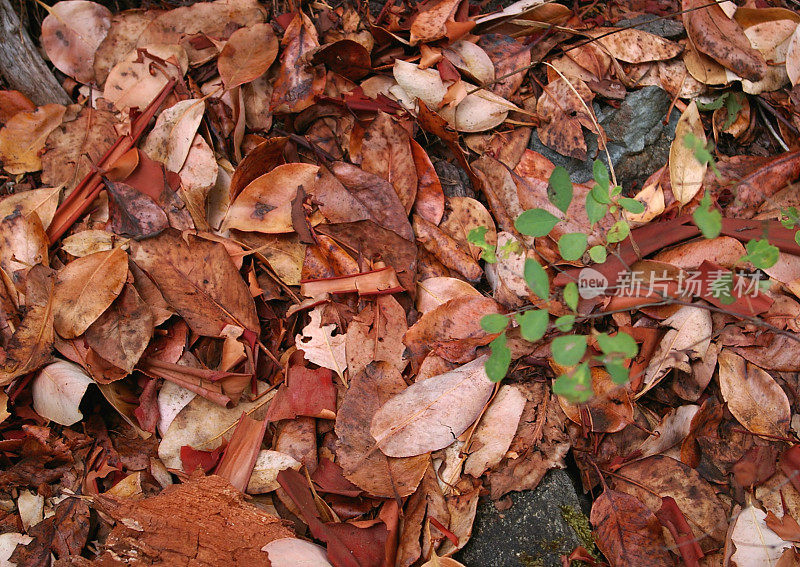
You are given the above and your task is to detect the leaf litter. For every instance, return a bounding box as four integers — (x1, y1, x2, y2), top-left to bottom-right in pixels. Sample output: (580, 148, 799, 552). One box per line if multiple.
(2, 0, 800, 565)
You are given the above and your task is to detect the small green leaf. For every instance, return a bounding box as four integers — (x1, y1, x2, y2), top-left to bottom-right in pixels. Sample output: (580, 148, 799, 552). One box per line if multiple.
(585, 192, 607, 226)
(696, 93, 727, 111)
(486, 332, 511, 382)
(590, 184, 612, 205)
(596, 332, 638, 358)
(693, 192, 722, 239)
(593, 159, 610, 191)
(619, 198, 645, 214)
(611, 185, 622, 197)
(481, 313, 508, 333)
(796, 231, 800, 247)
(605, 360, 629, 385)
(558, 233, 588, 261)
(552, 335, 587, 366)
(564, 282, 579, 311)
(467, 226, 496, 263)
(709, 270, 735, 305)
(684, 133, 721, 179)
(743, 238, 780, 270)
(516, 208, 560, 237)
(548, 166, 573, 214)
(724, 92, 743, 130)
(606, 220, 630, 244)
(516, 309, 549, 342)
(589, 245, 607, 263)
(553, 362, 592, 402)
(779, 207, 798, 229)
(555, 314, 575, 332)
(523, 258, 549, 300)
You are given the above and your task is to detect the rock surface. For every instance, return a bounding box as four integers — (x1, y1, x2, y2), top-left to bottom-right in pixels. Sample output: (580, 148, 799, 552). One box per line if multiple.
(456, 469, 592, 567)
(529, 86, 680, 191)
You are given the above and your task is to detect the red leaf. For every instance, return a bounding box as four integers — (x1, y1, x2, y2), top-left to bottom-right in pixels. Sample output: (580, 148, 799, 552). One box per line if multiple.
(265, 365, 337, 421)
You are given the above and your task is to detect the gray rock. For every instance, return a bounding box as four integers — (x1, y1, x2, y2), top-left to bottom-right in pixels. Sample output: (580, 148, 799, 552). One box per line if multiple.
(528, 86, 680, 192)
(456, 469, 592, 567)
(616, 15, 685, 40)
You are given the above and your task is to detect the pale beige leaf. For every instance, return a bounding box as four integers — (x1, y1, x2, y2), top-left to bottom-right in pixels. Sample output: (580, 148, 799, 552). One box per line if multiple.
(295, 306, 347, 379)
(718, 350, 791, 437)
(103, 45, 188, 112)
(53, 247, 128, 339)
(463, 384, 526, 477)
(262, 538, 333, 567)
(669, 100, 706, 204)
(636, 404, 699, 459)
(32, 360, 93, 426)
(788, 24, 800, 86)
(731, 505, 792, 567)
(141, 99, 205, 172)
(246, 450, 301, 494)
(444, 41, 495, 85)
(370, 356, 494, 457)
(41, 0, 112, 83)
(587, 27, 683, 63)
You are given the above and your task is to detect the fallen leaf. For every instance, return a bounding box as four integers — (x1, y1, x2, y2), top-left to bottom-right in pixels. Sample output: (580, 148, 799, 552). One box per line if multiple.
(104, 179, 169, 239)
(718, 350, 791, 437)
(335, 362, 429, 497)
(271, 12, 325, 114)
(0, 105, 66, 174)
(0, 186, 61, 231)
(85, 282, 154, 372)
(586, 27, 683, 63)
(370, 355, 494, 457)
(262, 538, 333, 567)
(683, 0, 768, 82)
(40, 0, 112, 84)
(416, 276, 482, 314)
(591, 489, 674, 567)
(731, 505, 793, 567)
(247, 451, 301, 494)
(361, 112, 418, 213)
(295, 305, 347, 380)
(463, 384, 526, 477)
(410, 0, 462, 45)
(669, 100, 707, 204)
(345, 295, 408, 377)
(130, 230, 259, 337)
(53, 247, 128, 339)
(103, 45, 188, 112)
(218, 23, 278, 89)
(32, 361, 93, 426)
(141, 99, 205, 172)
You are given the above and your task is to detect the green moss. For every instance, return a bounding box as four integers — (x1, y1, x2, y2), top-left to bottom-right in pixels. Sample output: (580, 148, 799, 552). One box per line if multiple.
(559, 504, 599, 563)
(517, 552, 544, 567)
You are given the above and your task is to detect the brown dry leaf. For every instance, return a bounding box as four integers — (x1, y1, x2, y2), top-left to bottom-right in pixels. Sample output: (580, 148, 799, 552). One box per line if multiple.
(85, 282, 154, 372)
(335, 362, 429, 497)
(636, 404, 699, 459)
(413, 214, 482, 281)
(0, 265, 56, 385)
(218, 23, 278, 89)
(642, 305, 712, 395)
(370, 355, 494, 457)
(404, 295, 503, 366)
(410, 138, 445, 225)
(788, 24, 800, 86)
(345, 295, 408, 377)
(557, 366, 634, 433)
(41, 105, 118, 196)
(224, 163, 319, 234)
(31, 360, 93, 426)
(0, 187, 61, 231)
(0, 90, 35, 124)
(536, 76, 600, 161)
(585, 27, 683, 63)
(40, 0, 112, 84)
(463, 384, 526, 477)
(271, 12, 325, 114)
(614, 455, 727, 549)
(361, 112, 418, 213)
(295, 305, 347, 380)
(104, 179, 169, 239)
(653, 236, 745, 270)
(92, 9, 162, 86)
(0, 214, 49, 292)
(177, 135, 218, 230)
(477, 34, 530, 99)
(141, 99, 205, 172)
(416, 276, 482, 314)
(137, 0, 266, 66)
(130, 230, 258, 337)
(89, 474, 293, 565)
(410, 0, 463, 45)
(0, 105, 66, 174)
(718, 350, 791, 437)
(439, 196, 497, 261)
(682, 0, 767, 82)
(53, 247, 128, 339)
(590, 489, 674, 567)
(102, 45, 188, 112)
(444, 40, 495, 85)
(669, 100, 706, 204)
